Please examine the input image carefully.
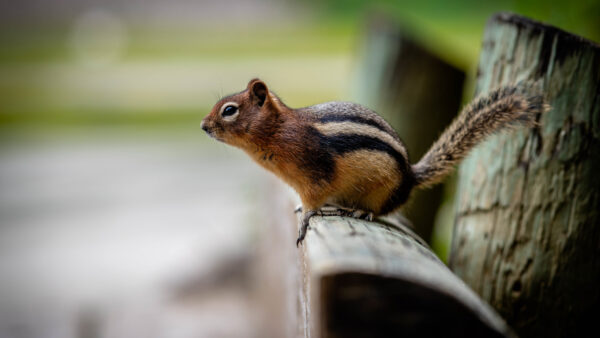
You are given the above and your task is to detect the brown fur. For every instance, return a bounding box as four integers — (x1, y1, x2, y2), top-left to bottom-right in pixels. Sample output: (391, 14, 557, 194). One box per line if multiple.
(202, 79, 331, 212)
(202, 79, 548, 243)
(203, 86, 406, 216)
(326, 150, 400, 213)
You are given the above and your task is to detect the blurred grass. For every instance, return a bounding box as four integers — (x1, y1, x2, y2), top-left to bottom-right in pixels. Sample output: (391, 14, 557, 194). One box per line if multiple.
(0, 21, 357, 129)
(0, 109, 207, 127)
(1, 0, 598, 129)
(317, 0, 600, 72)
(0, 24, 357, 64)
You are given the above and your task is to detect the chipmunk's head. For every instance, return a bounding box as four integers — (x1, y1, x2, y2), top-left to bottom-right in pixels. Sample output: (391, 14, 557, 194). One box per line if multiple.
(201, 78, 283, 147)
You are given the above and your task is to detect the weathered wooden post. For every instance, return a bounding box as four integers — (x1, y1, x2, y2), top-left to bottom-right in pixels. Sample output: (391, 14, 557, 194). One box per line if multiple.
(354, 14, 465, 241)
(450, 13, 600, 337)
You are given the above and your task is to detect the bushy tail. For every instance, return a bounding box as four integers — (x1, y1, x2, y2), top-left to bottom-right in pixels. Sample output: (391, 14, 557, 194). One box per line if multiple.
(412, 83, 549, 187)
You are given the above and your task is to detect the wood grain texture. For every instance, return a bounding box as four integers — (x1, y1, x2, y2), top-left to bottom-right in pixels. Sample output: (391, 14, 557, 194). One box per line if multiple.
(300, 215, 513, 338)
(450, 12, 600, 337)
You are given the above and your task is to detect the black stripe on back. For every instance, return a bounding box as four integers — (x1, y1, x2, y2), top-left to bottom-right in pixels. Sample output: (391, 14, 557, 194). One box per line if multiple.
(318, 115, 392, 136)
(296, 128, 336, 184)
(300, 127, 416, 211)
(318, 132, 408, 169)
(310, 127, 416, 213)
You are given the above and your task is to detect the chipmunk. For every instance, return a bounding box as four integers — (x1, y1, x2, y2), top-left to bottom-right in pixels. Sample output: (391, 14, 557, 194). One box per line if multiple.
(201, 79, 547, 246)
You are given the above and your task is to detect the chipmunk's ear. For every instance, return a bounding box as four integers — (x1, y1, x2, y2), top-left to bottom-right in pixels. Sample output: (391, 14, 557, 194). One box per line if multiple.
(248, 78, 268, 107)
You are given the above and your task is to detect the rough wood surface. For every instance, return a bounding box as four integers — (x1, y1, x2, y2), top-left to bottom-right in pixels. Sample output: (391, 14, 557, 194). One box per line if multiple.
(450, 13, 600, 337)
(300, 215, 514, 338)
(354, 15, 465, 241)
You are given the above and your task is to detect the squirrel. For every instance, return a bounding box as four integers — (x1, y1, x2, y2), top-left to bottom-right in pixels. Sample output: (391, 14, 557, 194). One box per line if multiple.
(201, 78, 548, 246)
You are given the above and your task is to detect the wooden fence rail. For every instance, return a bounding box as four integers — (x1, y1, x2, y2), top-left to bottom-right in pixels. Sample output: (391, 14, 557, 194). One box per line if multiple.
(297, 215, 513, 337)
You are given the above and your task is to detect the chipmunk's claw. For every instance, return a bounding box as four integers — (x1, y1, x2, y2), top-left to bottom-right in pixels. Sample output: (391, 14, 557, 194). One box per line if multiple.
(296, 223, 308, 247)
(296, 210, 316, 247)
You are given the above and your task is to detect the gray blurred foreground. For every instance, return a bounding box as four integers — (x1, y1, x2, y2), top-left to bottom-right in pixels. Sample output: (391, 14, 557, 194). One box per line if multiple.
(0, 129, 269, 338)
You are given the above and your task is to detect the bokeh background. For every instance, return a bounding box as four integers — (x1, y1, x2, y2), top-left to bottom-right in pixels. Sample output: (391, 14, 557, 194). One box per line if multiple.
(0, 0, 598, 337)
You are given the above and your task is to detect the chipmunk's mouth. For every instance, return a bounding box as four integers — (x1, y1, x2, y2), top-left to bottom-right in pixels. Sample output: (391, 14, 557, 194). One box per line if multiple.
(206, 132, 223, 142)
(200, 120, 224, 142)
(202, 129, 220, 141)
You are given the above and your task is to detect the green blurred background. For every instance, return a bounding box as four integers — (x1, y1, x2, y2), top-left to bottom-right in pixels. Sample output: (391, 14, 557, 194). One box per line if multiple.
(1, 0, 598, 130)
(0, 0, 598, 337)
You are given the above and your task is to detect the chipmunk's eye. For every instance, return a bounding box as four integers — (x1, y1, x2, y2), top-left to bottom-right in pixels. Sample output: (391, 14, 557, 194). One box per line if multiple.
(222, 105, 238, 117)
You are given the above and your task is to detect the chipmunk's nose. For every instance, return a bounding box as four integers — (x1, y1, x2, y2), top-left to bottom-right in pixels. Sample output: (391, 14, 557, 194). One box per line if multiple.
(200, 119, 209, 133)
